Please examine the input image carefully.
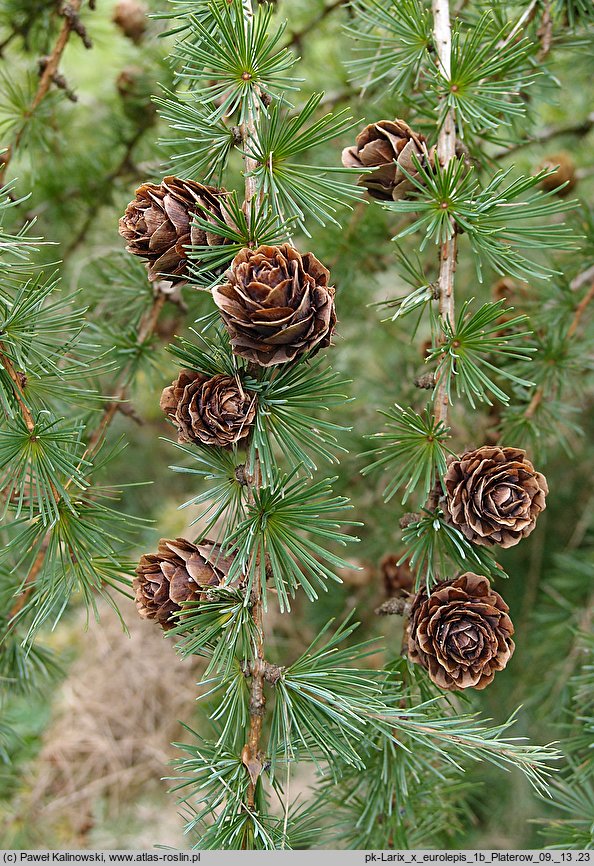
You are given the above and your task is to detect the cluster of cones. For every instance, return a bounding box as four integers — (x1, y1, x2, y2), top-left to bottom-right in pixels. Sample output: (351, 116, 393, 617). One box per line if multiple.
(118, 117, 549, 693)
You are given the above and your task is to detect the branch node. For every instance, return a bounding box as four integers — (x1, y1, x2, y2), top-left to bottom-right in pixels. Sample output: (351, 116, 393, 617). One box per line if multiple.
(116, 402, 143, 426)
(399, 512, 420, 529)
(375, 597, 410, 617)
(60, 3, 93, 48)
(414, 372, 436, 390)
(235, 464, 249, 486)
(152, 279, 188, 311)
(244, 658, 284, 685)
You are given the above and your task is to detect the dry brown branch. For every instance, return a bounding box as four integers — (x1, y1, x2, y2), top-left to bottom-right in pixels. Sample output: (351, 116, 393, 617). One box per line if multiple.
(0, 0, 91, 184)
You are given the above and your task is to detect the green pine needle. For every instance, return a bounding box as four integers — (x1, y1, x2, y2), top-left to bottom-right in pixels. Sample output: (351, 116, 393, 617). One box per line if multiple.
(225, 471, 360, 612)
(363, 404, 452, 504)
(389, 158, 578, 280)
(401, 508, 508, 588)
(247, 354, 351, 481)
(174, 0, 299, 125)
(434, 14, 538, 137)
(425, 299, 536, 408)
(245, 94, 364, 233)
(347, 0, 433, 95)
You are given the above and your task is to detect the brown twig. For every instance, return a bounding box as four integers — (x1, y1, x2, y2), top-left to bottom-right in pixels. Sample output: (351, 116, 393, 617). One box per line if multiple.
(536, 0, 553, 59)
(426, 0, 457, 512)
(566, 280, 594, 340)
(0, 346, 35, 432)
(243, 458, 265, 811)
(62, 126, 148, 262)
(546, 592, 594, 709)
(494, 112, 594, 161)
(0, 343, 60, 507)
(0, 0, 89, 184)
(570, 264, 594, 292)
(0, 29, 18, 57)
(375, 597, 410, 616)
(286, 0, 346, 49)
(497, 0, 540, 50)
(81, 291, 166, 462)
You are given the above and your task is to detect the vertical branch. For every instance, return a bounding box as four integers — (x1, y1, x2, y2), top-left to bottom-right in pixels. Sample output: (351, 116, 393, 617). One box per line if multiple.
(428, 0, 457, 509)
(238, 0, 266, 815)
(241, 0, 260, 218)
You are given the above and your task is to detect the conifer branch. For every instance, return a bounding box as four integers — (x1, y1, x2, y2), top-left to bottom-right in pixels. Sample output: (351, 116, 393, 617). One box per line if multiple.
(242, 456, 267, 813)
(0, 29, 18, 58)
(63, 125, 149, 262)
(566, 279, 594, 339)
(0, 344, 35, 432)
(6, 290, 167, 624)
(286, 0, 346, 49)
(427, 0, 456, 509)
(81, 291, 167, 460)
(239, 0, 267, 817)
(498, 0, 539, 50)
(495, 112, 594, 160)
(0, 345, 62, 503)
(525, 276, 594, 420)
(571, 263, 594, 291)
(0, 0, 88, 184)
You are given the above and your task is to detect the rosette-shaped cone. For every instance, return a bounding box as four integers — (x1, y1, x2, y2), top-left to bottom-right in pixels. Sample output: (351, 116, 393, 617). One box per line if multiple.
(407, 573, 515, 691)
(133, 538, 234, 629)
(341, 119, 433, 201)
(212, 244, 336, 366)
(118, 176, 233, 283)
(160, 370, 256, 448)
(443, 446, 548, 548)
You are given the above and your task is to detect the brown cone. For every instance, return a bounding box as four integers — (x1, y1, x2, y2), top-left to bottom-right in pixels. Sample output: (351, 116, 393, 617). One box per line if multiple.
(341, 119, 434, 201)
(538, 153, 577, 197)
(118, 176, 234, 283)
(407, 572, 515, 691)
(160, 370, 256, 448)
(380, 553, 414, 597)
(443, 445, 548, 548)
(113, 0, 147, 44)
(133, 538, 234, 629)
(212, 244, 336, 366)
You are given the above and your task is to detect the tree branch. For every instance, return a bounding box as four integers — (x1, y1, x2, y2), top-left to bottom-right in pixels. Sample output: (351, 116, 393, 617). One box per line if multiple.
(6, 291, 166, 623)
(427, 0, 457, 511)
(525, 276, 594, 420)
(0, 346, 35, 432)
(81, 291, 166, 460)
(0, 0, 89, 184)
(238, 0, 267, 816)
(494, 112, 594, 160)
(286, 0, 346, 50)
(62, 124, 149, 262)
